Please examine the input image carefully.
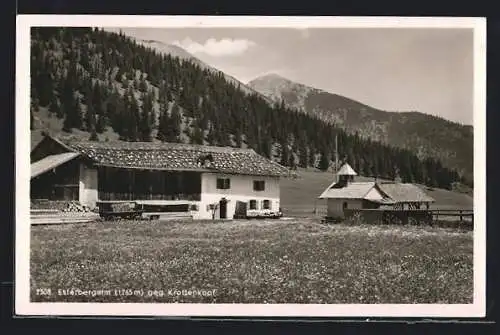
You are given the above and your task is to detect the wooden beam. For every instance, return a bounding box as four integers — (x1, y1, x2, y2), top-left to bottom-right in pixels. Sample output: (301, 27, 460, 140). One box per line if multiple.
(149, 170, 153, 200)
(128, 170, 133, 201)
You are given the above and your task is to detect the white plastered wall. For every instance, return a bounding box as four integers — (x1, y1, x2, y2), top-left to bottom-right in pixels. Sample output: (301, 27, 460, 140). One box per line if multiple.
(198, 173, 281, 220)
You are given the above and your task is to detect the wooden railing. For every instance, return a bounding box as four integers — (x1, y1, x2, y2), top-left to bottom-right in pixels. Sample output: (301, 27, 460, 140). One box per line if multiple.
(98, 192, 201, 201)
(431, 209, 473, 222)
(339, 208, 473, 226)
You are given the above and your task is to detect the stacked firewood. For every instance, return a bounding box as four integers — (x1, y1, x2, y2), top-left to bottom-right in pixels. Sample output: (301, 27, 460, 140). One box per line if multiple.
(61, 201, 93, 213)
(31, 200, 70, 211)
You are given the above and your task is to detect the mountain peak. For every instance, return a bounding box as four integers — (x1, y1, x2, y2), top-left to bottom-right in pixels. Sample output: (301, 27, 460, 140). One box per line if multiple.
(137, 39, 199, 62)
(248, 73, 294, 85)
(252, 72, 287, 80)
(247, 73, 315, 109)
(248, 73, 316, 99)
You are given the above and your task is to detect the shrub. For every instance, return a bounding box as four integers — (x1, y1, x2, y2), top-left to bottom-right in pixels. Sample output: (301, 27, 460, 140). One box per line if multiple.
(343, 212, 365, 226)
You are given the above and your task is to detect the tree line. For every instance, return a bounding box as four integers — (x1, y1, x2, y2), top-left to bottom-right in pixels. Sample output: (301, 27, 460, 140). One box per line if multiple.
(29, 27, 469, 189)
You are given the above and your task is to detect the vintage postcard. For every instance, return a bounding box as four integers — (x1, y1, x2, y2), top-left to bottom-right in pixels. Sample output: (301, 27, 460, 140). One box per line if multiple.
(16, 15, 486, 317)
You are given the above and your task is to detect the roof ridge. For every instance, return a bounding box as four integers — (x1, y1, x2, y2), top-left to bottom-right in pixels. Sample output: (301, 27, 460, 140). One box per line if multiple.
(361, 183, 377, 199)
(45, 135, 289, 177)
(61, 138, 257, 154)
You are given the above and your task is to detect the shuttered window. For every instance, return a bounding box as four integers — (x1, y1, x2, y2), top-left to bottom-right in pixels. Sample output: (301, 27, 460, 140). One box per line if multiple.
(253, 180, 265, 191)
(216, 178, 231, 189)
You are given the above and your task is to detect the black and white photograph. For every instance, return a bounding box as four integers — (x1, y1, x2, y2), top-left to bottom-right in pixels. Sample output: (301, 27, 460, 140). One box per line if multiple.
(15, 15, 486, 317)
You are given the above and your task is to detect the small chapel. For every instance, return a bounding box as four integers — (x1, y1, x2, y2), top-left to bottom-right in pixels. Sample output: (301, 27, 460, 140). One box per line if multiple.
(318, 163, 435, 220)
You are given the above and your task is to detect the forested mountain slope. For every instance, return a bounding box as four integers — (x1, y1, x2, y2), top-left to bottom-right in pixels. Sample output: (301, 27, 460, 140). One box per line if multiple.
(137, 38, 271, 99)
(29, 27, 469, 190)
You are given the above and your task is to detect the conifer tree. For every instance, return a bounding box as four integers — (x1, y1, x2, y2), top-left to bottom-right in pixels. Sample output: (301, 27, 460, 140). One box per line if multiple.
(117, 98, 129, 141)
(91, 81, 103, 114)
(81, 76, 93, 105)
(190, 123, 204, 145)
(89, 128, 98, 141)
(218, 125, 231, 147)
(80, 44, 90, 70)
(168, 102, 182, 142)
(106, 89, 122, 134)
(128, 93, 140, 141)
(308, 149, 316, 168)
(205, 123, 216, 146)
(85, 103, 96, 132)
(299, 143, 308, 168)
(48, 95, 62, 118)
(62, 94, 83, 132)
(166, 87, 173, 102)
(122, 77, 129, 89)
(289, 152, 297, 170)
(156, 102, 169, 142)
(139, 93, 153, 141)
(318, 150, 330, 171)
(73, 95, 84, 130)
(280, 141, 290, 167)
(259, 132, 272, 158)
(139, 74, 148, 92)
(96, 114, 106, 134)
(233, 126, 243, 148)
(37, 66, 54, 107)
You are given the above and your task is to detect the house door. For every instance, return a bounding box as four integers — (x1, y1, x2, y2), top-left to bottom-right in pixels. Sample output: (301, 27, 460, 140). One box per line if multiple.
(219, 198, 228, 219)
(234, 201, 247, 219)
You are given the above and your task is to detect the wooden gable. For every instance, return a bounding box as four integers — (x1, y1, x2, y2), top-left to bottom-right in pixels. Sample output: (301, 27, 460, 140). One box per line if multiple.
(31, 135, 74, 163)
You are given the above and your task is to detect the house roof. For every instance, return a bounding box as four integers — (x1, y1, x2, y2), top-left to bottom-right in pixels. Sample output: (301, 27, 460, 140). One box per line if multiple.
(336, 163, 357, 176)
(377, 182, 435, 203)
(318, 182, 376, 199)
(318, 180, 435, 204)
(368, 197, 397, 205)
(31, 152, 80, 179)
(53, 137, 289, 177)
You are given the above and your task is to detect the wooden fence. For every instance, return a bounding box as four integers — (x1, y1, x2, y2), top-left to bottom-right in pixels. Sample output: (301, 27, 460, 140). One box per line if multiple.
(331, 208, 474, 226)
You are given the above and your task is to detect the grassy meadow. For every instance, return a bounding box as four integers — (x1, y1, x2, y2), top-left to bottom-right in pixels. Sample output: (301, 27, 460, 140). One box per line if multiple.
(31, 218, 473, 304)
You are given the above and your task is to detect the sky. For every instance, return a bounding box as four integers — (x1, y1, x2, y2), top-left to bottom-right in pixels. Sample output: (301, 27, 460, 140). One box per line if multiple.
(105, 27, 474, 125)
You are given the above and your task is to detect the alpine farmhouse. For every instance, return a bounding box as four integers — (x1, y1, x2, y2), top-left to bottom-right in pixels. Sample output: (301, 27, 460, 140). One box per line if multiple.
(30, 134, 289, 220)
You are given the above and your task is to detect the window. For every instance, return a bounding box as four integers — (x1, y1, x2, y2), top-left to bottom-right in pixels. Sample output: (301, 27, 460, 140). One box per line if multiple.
(249, 200, 257, 210)
(263, 200, 271, 210)
(343, 202, 348, 210)
(216, 178, 231, 190)
(253, 180, 265, 191)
